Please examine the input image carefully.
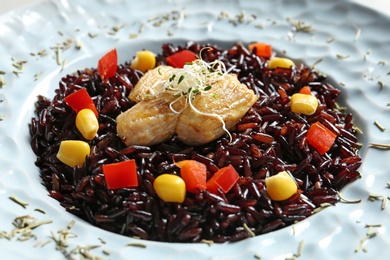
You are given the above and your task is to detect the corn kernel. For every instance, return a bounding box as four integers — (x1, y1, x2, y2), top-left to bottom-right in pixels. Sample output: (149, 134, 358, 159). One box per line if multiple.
(56, 140, 90, 168)
(265, 171, 298, 201)
(130, 50, 156, 73)
(76, 108, 99, 140)
(153, 174, 186, 203)
(290, 93, 318, 115)
(268, 57, 295, 69)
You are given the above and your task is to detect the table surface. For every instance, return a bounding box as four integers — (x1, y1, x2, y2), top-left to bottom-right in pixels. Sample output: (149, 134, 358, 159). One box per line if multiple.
(1, 0, 390, 16)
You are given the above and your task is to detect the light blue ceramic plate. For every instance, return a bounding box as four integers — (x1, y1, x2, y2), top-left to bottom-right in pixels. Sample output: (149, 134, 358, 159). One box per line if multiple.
(1, 0, 390, 259)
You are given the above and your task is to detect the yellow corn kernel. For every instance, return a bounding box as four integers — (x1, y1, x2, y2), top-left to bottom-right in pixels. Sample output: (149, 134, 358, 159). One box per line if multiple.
(130, 50, 156, 73)
(268, 57, 295, 69)
(290, 93, 318, 115)
(265, 171, 298, 201)
(75, 108, 99, 140)
(56, 140, 90, 168)
(153, 174, 186, 203)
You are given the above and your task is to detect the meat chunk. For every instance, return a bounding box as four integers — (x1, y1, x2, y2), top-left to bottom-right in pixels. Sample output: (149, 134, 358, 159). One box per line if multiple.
(175, 74, 258, 146)
(116, 93, 184, 146)
(116, 65, 258, 147)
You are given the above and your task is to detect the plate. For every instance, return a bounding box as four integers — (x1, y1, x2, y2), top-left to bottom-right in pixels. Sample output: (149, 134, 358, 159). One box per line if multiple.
(1, 0, 390, 259)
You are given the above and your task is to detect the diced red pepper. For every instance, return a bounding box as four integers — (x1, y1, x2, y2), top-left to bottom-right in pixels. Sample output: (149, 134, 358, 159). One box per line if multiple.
(64, 88, 98, 117)
(206, 164, 240, 194)
(306, 121, 337, 155)
(299, 86, 312, 95)
(175, 160, 207, 193)
(98, 48, 118, 81)
(166, 50, 197, 68)
(102, 159, 138, 189)
(248, 42, 273, 59)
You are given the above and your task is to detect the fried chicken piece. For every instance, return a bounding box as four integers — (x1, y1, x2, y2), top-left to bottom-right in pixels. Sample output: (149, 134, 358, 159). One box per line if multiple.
(116, 93, 185, 146)
(175, 74, 258, 146)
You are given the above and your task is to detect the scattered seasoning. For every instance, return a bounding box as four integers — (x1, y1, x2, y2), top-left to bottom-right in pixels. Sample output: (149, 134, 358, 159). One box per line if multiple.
(218, 10, 229, 20)
(355, 225, 378, 253)
(112, 24, 125, 32)
(339, 82, 346, 87)
(352, 126, 364, 135)
(0, 114, 5, 121)
(34, 71, 44, 81)
(286, 240, 305, 259)
(378, 80, 385, 90)
(54, 45, 62, 65)
(167, 29, 174, 36)
(200, 239, 214, 246)
(102, 249, 110, 255)
(12, 60, 27, 70)
(311, 202, 334, 214)
(254, 23, 265, 29)
(243, 223, 255, 237)
(125, 242, 147, 248)
(88, 32, 99, 38)
(12, 70, 23, 76)
(129, 33, 138, 39)
(326, 37, 335, 43)
(65, 245, 102, 260)
(139, 23, 145, 33)
(34, 208, 47, 214)
(337, 191, 362, 204)
(353, 24, 361, 40)
(0, 70, 6, 74)
(310, 57, 323, 69)
(378, 61, 386, 66)
(9, 193, 29, 208)
(287, 17, 313, 33)
(336, 54, 350, 60)
(369, 142, 390, 149)
(373, 120, 386, 132)
(254, 253, 262, 259)
(368, 193, 387, 210)
(1, 215, 53, 241)
(61, 59, 67, 72)
(0, 76, 6, 88)
(98, 237, 107, 244)
(76, 41, 83, 50)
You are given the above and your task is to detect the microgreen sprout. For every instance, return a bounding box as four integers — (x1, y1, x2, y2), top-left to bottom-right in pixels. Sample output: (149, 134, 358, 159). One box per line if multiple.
(150, 48, 236, 142)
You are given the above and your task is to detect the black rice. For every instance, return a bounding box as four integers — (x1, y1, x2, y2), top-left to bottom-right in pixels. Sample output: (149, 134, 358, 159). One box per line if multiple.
(29, 42, 361, 243)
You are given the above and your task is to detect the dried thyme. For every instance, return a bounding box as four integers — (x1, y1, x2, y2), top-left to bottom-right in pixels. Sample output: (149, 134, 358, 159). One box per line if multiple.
(286, 240, 305, 259)
(310, 57, 323, 69)
(355, 225, 378, 253)
(336, 54, 350, 60)
(287, 17, 313, 33)
(311, 202, 334, 214)
(125, 242, 147, 248)
(369, 142, 390, 149)
(34, 208, 47, 214)
(9, 193, 29, 208)
(243, 223, 255, 237)
(0, 76, 6, 88)
(374, 120, 386, 132)
(378, 80, 385, 90)
(368, 193, 387, 210)
(337, 191, 362, 204)
(353, 24, 361, 40)
(88, 32, 99, 38)
(200, 239, 214, 246)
